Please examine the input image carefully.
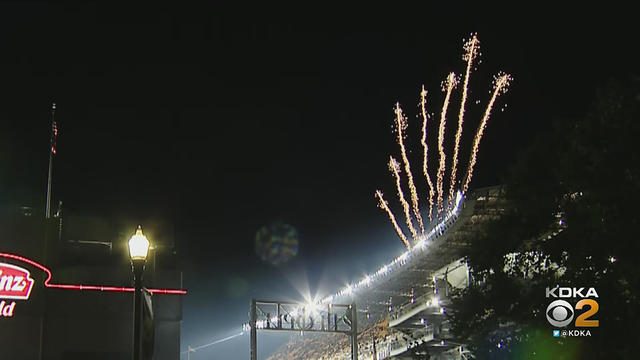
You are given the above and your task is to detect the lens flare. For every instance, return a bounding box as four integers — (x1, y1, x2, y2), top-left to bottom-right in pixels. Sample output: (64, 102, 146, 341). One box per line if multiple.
(394, 103, 425, 235)
(449, 34, 479, 207)
(436, 72, 457, 214)
(389, 156, 419, 240)
(255, 222, 299, 266)
(375, 190, 411, 249)
(420, 85, 435, 222)
(462, 72, 512, 194)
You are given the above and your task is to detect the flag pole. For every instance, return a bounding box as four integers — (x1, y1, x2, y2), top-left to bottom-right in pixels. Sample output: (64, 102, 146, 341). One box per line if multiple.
(45, 102, 56, 219)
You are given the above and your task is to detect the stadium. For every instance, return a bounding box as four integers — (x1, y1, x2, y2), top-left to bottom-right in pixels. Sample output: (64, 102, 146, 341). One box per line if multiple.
(251, 186, 506, 360)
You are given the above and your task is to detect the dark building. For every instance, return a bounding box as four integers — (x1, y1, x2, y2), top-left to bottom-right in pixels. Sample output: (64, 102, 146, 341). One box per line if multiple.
(0, 205, 185, 360)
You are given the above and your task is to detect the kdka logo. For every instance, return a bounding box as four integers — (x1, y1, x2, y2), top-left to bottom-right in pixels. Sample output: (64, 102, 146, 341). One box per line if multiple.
(545, 286, 599, 329)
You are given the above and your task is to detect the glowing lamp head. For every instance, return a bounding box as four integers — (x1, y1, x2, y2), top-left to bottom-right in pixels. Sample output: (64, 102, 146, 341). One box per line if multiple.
(128, 226, 150, 261)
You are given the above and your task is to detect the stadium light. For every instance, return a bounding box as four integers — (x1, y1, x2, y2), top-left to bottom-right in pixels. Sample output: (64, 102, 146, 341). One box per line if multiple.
(306, 301, 321, 316)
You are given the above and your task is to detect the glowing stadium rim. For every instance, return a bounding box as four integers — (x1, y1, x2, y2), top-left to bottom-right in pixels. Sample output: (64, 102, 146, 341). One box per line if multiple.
(249, 191, 463, 330)
(320, 190, 463, 305)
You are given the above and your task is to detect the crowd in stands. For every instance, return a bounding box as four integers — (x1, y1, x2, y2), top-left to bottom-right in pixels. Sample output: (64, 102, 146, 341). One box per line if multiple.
(267, 318, 434, 360)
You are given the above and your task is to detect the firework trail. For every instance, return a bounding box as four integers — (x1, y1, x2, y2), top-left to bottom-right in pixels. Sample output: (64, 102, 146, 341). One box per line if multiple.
(389, 156, 419, 240)
(449, 34, 479, 207)
(419, 85, 435, 222)
(436, 72, 457, 214)
(376, 190, 411, 249)
(462, 72, 512, 194)
(394, 103, 425, 235)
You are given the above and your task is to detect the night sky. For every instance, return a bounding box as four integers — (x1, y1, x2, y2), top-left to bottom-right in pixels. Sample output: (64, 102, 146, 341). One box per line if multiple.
(0, 3, 636, 358)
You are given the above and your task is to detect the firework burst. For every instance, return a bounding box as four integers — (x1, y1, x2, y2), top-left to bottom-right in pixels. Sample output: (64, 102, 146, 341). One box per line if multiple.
(394, 104, 425, 235)
(462, 72, 512, 194)
(375, 34, 511, 246)
(420, 85, 435, 221)
(436, 72, 458, 214)
(449, 34, 479, 207)
(389, 156, 419, 240)
(376, 190, 411, 249)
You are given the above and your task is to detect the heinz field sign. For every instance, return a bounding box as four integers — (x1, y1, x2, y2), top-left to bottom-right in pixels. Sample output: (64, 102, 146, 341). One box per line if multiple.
(0, 263, 35, 317)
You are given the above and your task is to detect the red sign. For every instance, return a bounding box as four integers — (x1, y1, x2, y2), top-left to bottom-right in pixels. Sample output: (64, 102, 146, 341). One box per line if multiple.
(0, 263, 35, 300)
(0, 252, 186, 295)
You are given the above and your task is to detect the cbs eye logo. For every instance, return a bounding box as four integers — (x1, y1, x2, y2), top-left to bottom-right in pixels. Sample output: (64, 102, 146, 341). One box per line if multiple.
(546, 299, 599, 327)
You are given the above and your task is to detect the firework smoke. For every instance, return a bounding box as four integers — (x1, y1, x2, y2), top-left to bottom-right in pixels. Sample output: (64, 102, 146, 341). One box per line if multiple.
(449, 34, 479, 207)
(420, 85, 435, 221)
(394, 103, 425, 234)
(389, 156, 419, 240)
(462, 72, 512, 194)
(376, 190, 411, 249)
(436, 72, 457, 214)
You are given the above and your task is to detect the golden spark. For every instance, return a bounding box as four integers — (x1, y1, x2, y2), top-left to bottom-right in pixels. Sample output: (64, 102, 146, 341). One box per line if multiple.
(462, 72, 512, 194)
(420, 85, 435, 221)
(449, 34, 479, 207)
(389, 156, 419, 240)
(394, 103, 425, 235)
(376, 190, 411, 249)
(436, 72, 457, 214)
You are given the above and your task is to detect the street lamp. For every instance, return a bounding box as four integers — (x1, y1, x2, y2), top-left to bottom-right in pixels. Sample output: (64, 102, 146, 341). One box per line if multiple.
(129, 226, 150, 360)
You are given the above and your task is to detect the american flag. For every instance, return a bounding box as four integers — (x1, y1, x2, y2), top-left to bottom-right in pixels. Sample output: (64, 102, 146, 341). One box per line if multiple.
(50, 103, 58, 155)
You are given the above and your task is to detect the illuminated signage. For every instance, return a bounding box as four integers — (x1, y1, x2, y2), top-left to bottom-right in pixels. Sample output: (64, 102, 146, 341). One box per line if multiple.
(0, 252, 187, 296)
(0, 262, 35, 318)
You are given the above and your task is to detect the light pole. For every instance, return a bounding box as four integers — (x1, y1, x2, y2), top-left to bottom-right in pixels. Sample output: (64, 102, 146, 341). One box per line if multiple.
(129, 226, 150, 360)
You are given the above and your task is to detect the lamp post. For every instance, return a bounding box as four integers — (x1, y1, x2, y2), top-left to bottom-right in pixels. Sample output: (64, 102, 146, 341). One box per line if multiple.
(129, 226, 150, 360)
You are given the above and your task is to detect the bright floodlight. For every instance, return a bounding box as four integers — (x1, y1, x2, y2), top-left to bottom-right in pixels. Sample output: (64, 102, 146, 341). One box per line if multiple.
(306, 301, 320, 315)
(128, 226, 150, 261)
